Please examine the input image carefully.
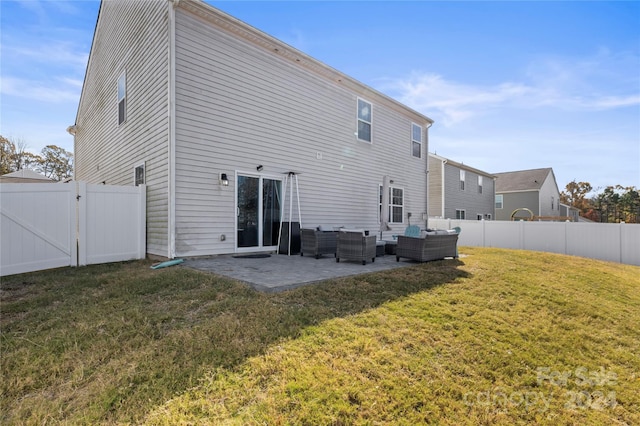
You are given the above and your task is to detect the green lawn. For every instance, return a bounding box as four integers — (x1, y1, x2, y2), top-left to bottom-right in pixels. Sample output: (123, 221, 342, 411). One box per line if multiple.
(1, 248, 639, 425)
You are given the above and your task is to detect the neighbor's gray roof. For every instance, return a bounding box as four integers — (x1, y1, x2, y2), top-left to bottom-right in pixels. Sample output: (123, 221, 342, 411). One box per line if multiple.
(1, 169, 53, 181)
(494, 168, 553, 192)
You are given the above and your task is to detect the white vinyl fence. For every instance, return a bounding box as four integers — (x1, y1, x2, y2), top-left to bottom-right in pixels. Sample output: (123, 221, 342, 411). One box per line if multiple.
(429, 218, 640, 266)
(1, 182, 146, 276)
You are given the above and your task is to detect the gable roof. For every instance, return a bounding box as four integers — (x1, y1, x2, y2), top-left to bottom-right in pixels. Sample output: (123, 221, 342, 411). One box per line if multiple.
(428, 153, 496, 178)
(494, 168, 553, 192)
(0, 169, 54, 182)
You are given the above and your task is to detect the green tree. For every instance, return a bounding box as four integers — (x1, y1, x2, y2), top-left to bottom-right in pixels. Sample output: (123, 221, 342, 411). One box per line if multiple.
(592, 185, 639, 223)
(0, 135, 14, 175)
(37, 145, 73, 181)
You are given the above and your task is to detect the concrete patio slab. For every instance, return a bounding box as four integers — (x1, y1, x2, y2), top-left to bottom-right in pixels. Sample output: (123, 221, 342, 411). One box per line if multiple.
(182, 252, 426, 292)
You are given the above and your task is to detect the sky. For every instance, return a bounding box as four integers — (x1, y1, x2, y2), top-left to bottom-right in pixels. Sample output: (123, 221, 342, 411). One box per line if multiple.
(1, 0, 639, 193)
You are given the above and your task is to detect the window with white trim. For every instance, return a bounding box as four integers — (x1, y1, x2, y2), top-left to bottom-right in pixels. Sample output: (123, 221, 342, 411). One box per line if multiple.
(118, 72, 127, 125)
(460, 169, 466, 190)
(411, 123, 422, 158)
(379, 185, 404, 224)
(357, 98, 372, 143)
(456, 209, 466, 220)
(478, 175, 483, 194)
(134, 163, 145, 186)
(496, 194, 503, 209)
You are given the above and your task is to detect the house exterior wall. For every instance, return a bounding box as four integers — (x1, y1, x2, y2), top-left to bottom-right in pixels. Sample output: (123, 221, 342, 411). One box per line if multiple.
(73, 0, 170, 257)
(172, 7, 431, 256)
(496, 191, 539, 220)
(539, 172, 561, 217)
(442, 163, 495, 220)
(74, 0, 433, 258)
(560, 204, 580, 222)
(428, 154, 495, 220)
(427, 156, 443, 217)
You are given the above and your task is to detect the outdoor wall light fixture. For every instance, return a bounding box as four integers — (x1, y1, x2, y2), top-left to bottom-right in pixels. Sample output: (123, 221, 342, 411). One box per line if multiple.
(257, 165, 263, 171)
(219, 173, 229, 186)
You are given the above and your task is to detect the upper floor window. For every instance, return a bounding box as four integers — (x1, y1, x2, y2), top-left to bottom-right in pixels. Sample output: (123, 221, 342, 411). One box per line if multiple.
(496, 194, 503, 209)
(411, 123, 422, 158)
(460, 170, 466, 190)
(478, 175, 483, 194)
(118, 72, 127, 125)
(357, 98, 372, 143)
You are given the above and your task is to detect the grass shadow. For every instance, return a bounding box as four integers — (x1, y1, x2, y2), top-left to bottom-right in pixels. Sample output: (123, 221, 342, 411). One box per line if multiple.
(0, 258, 468, 424)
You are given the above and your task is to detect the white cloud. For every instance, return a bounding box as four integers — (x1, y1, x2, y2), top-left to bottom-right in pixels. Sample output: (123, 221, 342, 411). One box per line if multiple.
(1, 77, 80, 103)
(5, 42, 89, 70)
(380, 50, 640, 127)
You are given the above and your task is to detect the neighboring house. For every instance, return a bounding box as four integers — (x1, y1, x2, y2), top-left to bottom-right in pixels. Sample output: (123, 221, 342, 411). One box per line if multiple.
(70, 0, 434, 259)
(427, 153, 496, 220)
(0, 169, 55, 184)
(559, 203, 580, 222)
(494, 168, 561, 221)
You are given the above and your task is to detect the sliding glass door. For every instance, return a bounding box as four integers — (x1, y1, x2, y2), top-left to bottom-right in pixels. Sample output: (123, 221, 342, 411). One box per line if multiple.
(237, 175, 282, 250)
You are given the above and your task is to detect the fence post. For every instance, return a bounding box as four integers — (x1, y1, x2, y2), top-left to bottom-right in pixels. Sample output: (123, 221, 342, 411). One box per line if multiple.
(77, 181, 87, 266)
(138, 184, 147, 259)
(482, 219, 487, 247)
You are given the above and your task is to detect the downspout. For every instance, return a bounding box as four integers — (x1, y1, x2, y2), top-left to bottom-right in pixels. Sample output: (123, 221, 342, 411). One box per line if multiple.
(425, 122, 433, 229)
(441, 159, 447, 218)
(168, 0, 178, 258)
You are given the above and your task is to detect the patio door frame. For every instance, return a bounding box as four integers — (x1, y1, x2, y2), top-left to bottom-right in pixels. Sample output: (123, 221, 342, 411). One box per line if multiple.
(235, 171, 283, 253)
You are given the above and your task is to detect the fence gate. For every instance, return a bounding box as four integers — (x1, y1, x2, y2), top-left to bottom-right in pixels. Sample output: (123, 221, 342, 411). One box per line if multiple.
(1, 182, 145, 277)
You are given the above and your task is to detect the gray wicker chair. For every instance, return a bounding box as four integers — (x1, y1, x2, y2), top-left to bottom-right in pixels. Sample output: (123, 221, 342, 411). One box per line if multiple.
(336, 231, 377, 265)
(300, 228, 338, 259)
(395, 233, 459, 262)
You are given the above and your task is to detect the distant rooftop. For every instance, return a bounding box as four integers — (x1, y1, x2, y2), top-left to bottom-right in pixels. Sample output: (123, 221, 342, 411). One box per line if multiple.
(494, 168, 553, 192)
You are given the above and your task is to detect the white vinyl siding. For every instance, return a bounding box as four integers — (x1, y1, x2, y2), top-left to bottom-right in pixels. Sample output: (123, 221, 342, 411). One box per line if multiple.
(173, 8, 430, 256)
(74, 0, 169, 257)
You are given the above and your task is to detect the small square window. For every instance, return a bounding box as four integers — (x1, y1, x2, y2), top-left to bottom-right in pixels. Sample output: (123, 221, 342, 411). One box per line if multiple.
(456, 209, 466, 220)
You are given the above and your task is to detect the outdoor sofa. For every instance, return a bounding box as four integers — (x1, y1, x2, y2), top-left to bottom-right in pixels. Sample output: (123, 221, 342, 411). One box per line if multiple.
(395, 231, 459, 262)
(300, 228, 338, 259)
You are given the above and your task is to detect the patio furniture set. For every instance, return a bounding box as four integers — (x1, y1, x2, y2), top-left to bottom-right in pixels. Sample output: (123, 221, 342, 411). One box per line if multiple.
(300, 226, 459, 265)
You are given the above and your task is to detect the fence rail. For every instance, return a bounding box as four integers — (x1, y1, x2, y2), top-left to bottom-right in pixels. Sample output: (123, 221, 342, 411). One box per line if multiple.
(429, 218, 640, 266)
(1, 182, 146, 276)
